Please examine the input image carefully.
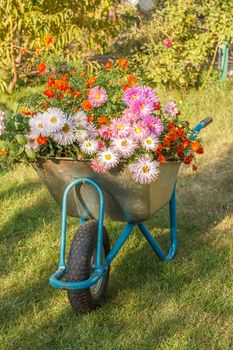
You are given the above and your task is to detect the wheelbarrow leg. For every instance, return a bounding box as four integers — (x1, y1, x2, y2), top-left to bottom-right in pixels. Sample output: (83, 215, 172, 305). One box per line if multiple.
(138, 185, 177, 261)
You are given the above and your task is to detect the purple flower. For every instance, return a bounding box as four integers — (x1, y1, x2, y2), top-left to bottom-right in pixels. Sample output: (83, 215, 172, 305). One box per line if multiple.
(144, 116, 164, 137)
(88, 86, 107, 107)
(141, 86, 159, 104)
(123, 86, 143, 106)
(130, 97, 154, 119)
(164, 101, 179, 117)
(129, 156, 160, 184)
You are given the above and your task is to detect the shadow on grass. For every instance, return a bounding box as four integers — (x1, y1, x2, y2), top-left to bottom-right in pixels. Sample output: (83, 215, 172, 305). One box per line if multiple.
(1, 146, 233, 349)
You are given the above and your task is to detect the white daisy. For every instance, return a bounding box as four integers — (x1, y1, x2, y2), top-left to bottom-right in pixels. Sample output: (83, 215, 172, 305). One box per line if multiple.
(129, 156, 160, 184)
(98, 149, 119, 169)
(72, 110, 87, 127)
(51, 117, 76, 145)
(111, 138, 138, 158)
(80, 139, 98, 155)
(43, 108, 66, 132)
(29, 113, 49, 137)
(76, 129, 89, 144)
(142, 136, 158, 151)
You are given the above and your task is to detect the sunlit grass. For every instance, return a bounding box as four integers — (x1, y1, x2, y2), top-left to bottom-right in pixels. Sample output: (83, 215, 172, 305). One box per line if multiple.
(1, 81, 233, 350)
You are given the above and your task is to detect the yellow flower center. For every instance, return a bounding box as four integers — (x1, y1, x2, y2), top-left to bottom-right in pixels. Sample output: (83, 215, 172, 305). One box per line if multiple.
(121, 140, 128, 147)
(50, 116, 57, 123)
(146, 139, 152, 145)
(105, 154, 112, 161)
(142, 165, 150, 173)
(117, 124, 124, 131)
(62, 124, 70, 133)
(38, 122, 43, 128)
(85, 142, 92, 148)
(94, 93, 101, 99)
(131, 95, 137, 99)
(139, 105, 145, 110)
(135, 127, 141, 134)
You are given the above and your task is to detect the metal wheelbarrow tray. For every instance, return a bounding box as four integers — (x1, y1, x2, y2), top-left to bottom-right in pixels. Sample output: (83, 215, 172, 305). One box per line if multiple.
(33, 118, 212, 314)
(34, 158, 181, 222)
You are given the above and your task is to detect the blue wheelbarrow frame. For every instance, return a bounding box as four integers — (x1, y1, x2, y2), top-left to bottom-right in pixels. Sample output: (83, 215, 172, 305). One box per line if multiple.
(50, 118, 213, 291)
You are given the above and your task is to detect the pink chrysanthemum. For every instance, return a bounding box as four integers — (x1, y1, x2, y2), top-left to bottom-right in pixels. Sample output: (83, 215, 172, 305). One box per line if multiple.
(123, 86, 143, 106)
(131, 121, 149, 141)
(97, 141, 106, 151)
(110, 118, 131, 138)
(122, 109, 137, 123)
(144, 116, 164, 137)
(130, 97, 154, 119)
(129, 156, 160, 184)
(141, 86, 159, 104)
(88, 86, 107, 107)
(98, 126, 112, 140)
(91, 159, 108, 174)
(164, 101, 179, 117)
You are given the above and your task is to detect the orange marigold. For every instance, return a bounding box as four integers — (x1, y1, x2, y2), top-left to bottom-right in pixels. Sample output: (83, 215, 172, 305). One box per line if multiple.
(98, 116, 108, 125)
(128, 75, 137, 85)
(184, 154, 193, 164)
(0, 150, 7, 156)
(81, 100, 92, 111)
(44, 34, 54, 46)
(73, 90, 82, 98)
(87, 115, 94, 122)
(117, 58, 128, 69)
(105, 61, 112, 69)
(85, 75, 96, 87)
(36, 136, 47, 145)
(158, 154, 166, 164)
(37, 62, 46, 73)
(44, 89, 55, 98)
(191, 141, 203, 154)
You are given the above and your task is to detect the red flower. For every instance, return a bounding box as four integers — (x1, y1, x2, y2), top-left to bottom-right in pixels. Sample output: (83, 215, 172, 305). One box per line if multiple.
(73, 90, 82, 97)
(155, 142, 163, 154)
(47, 78, 56, 87)
(163, 39, 172, 48)
(105, 61, 112, 69)
(36, 136, 48, 145)
(154, 102, 161, 110)
(81, 100, 92, 111)
(128, 75, 137, 85)
(98, 116, 108, 125)
(85, 75, 96, 87)
(44, 89, 55, 98)
(184, 154, 193, 164)
(37, 63, 46, 73)
(123, 84, 131, 91)
(158, 154, 166, 163)
(182, 139, 190, 149)
(61, 73, 68, 81)
(191, 141, 204, 154)
(87, 115, 94, 122)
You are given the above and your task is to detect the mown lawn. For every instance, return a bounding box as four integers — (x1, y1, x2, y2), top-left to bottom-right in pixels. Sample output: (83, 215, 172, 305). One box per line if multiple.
(0, 82, 233, 350)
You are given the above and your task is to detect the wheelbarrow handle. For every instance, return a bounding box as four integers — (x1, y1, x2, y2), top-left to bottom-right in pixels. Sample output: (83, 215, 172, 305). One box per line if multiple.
(190, 116, 213, 140)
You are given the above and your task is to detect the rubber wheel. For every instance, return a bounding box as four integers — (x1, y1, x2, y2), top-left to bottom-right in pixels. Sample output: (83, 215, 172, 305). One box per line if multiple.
(66, 220, 110, 314)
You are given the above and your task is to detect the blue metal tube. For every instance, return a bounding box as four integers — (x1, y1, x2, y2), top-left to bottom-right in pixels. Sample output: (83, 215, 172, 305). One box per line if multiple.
(58, 178, 105, 270)
(138, 186, 177, 261)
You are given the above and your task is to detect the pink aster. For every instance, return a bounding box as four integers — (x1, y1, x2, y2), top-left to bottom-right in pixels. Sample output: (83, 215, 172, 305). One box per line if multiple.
(98, 126, 112, 140)
(88, 86, 107, 107)
(122, 108, 137, 123)
(130, 97, 154, 119)
(141, 86, 159, 104)
(97, 140, 106, 151)
(164, 101, 179, 117)
(131, 121, 149, 141)
(123, 86, 143, 106)
(91, 159, 108, 174)
(163, 38, 172, 48)
(110, 118, 131, 138)
(144, 116, 164, 137)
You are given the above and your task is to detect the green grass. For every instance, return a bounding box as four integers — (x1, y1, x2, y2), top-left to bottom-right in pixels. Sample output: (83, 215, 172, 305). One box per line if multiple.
(1, 82, 233, 350)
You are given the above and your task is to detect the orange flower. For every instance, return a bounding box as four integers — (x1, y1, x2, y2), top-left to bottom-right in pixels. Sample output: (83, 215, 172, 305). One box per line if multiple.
(81, 100, 92, 111)
(86, 89, 90, 97)
(81, 71, 86, 77)
(44, 34, 54, 46)
(191, 141, 203, 154)
(158, 154, 166, 163)
(71, 69, 76, 75)
(0, 150, 7, 156)
(37, 62, 46, 73)
(20, 48, 26, 55)
(59, 93, 64, 99)
(85, 75, 96, 87)
(163, 136, 171, 147)
(155, 142, 163, 154)
(44, 89, 55, 98)
(98, 116, 108, 125)
(184, 154, 193, 164)
(117, 58, 128, 69)
(60, 73, 68, 81)
(87, 115, 94, 122)
(73, 90, 82, 97)
(182, 139, 190, 149)
(105, 61, 112, 69)
(19, 109, 34, 116)
(123, 83, 131, 91)
(128, 75, 137, 85)
(47, 77, 56, 87)
(36, 136, 47, 145)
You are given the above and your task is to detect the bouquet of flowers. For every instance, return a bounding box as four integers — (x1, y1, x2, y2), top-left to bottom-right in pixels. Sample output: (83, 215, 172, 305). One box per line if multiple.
(0, 58, 204, 183)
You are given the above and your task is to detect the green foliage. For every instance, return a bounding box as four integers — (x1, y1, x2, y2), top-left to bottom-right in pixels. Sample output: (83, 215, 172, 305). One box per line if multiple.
(0, 0, 123, 93)
(122, 0, 233, 88)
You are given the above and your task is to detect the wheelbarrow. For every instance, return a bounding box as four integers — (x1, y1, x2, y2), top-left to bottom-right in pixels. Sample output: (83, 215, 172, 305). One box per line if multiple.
(33, 117, 212, 314)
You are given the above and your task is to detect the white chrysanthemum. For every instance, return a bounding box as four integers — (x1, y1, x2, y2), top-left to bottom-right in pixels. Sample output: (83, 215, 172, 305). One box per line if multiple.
(111, 138, 138, 158)
(98, 149, 119, 169)
(51, 118, 76, 145)
(86, 122, 98, 138)
(25, 134, 40, 150)
(76, 129, 89, 144)
(72, 110, 87, 127)
(29, 113, 49, 137)
(129, 156, 160, 184)
(142, 136, 158, 151)
(80, 139, 98, 155)
(43, 108, 66, 132)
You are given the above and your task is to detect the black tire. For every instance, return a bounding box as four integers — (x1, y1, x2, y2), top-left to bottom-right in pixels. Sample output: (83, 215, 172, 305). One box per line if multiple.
(66, 220, 110, 314)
